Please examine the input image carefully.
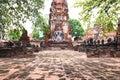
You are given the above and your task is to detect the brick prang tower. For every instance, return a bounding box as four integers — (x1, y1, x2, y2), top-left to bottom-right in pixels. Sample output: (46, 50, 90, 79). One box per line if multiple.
(46, 0, 72, 47)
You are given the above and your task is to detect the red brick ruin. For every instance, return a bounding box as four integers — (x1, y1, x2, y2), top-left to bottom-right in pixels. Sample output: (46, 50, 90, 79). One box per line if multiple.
(19, 29, 30, 46)
(45, 0, 72, 47)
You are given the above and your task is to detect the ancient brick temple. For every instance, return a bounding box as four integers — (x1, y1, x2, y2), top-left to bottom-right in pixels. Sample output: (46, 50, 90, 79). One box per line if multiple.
(83, 24, 102, 41)
(46, 0, 72, 47)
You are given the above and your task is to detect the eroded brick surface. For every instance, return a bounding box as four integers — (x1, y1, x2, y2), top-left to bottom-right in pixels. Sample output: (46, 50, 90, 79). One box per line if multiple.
(0, 50, 120, 80)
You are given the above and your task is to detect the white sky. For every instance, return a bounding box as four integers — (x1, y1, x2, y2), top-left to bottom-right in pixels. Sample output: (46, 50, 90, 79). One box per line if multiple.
(24, 0, 81, 34)
(42, 0, 81, 19)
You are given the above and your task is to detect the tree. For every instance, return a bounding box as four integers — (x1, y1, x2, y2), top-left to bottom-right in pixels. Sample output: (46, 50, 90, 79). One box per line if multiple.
(32, 28, 41, 40)
(0, 0, 45, 39)
(32, 28, 45, 40)
(32, 15, 50, 40)
(74, 0, 120, 32)
(69, 19, 85, 38)
(9, 29, 22, 40)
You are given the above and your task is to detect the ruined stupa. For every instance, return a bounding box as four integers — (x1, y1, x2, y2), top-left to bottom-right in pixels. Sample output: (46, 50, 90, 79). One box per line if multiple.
(46, 0, 72, 47)
(19, 29, 30, 46)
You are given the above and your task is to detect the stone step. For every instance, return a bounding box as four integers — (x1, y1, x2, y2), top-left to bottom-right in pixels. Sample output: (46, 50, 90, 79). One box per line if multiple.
(44, 46, 73, 50)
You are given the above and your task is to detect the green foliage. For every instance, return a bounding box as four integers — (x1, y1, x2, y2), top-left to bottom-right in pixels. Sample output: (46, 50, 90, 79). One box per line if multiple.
(69, 19, 85, 37)
(34, 15, 50, 35)
(74, 0, 120, 32)
(32, 14, 50, 40)
(0, 0, 45, 37)
(32, 28, 41, 40)
(32, 27, 45, 40)
(8, 29, 22, 40)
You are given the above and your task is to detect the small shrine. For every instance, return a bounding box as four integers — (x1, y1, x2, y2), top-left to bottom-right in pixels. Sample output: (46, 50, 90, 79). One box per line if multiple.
(46, 0, 72, 47)
(19, 29, 30, 46)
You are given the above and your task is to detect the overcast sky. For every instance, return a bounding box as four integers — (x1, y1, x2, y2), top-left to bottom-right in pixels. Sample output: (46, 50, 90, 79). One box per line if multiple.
(42, 0, 80, 19)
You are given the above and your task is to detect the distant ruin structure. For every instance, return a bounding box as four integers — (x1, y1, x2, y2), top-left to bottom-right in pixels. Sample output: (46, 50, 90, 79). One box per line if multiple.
(83, 24, 102, 41)
(19, 29, 30, 46)
(93, 24, 102, 40)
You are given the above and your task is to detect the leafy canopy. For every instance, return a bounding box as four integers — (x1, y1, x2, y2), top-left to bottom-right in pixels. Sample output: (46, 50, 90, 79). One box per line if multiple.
(0, 0, 45, 40)
(74, 0, 120, 32)
(69, 19, 85, 38)
(32, 15, 50, 40)
(9, 29, 22, 40)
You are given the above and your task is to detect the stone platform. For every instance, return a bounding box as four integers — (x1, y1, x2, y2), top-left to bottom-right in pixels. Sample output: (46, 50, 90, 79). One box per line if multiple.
(0, 50, 120, 80)
(0, 47, 35, 58)
(47, 41, 72, 47)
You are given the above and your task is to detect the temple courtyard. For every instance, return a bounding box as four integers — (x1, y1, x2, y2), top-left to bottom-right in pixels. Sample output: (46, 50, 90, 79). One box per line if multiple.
(0, 50, 120, 80)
